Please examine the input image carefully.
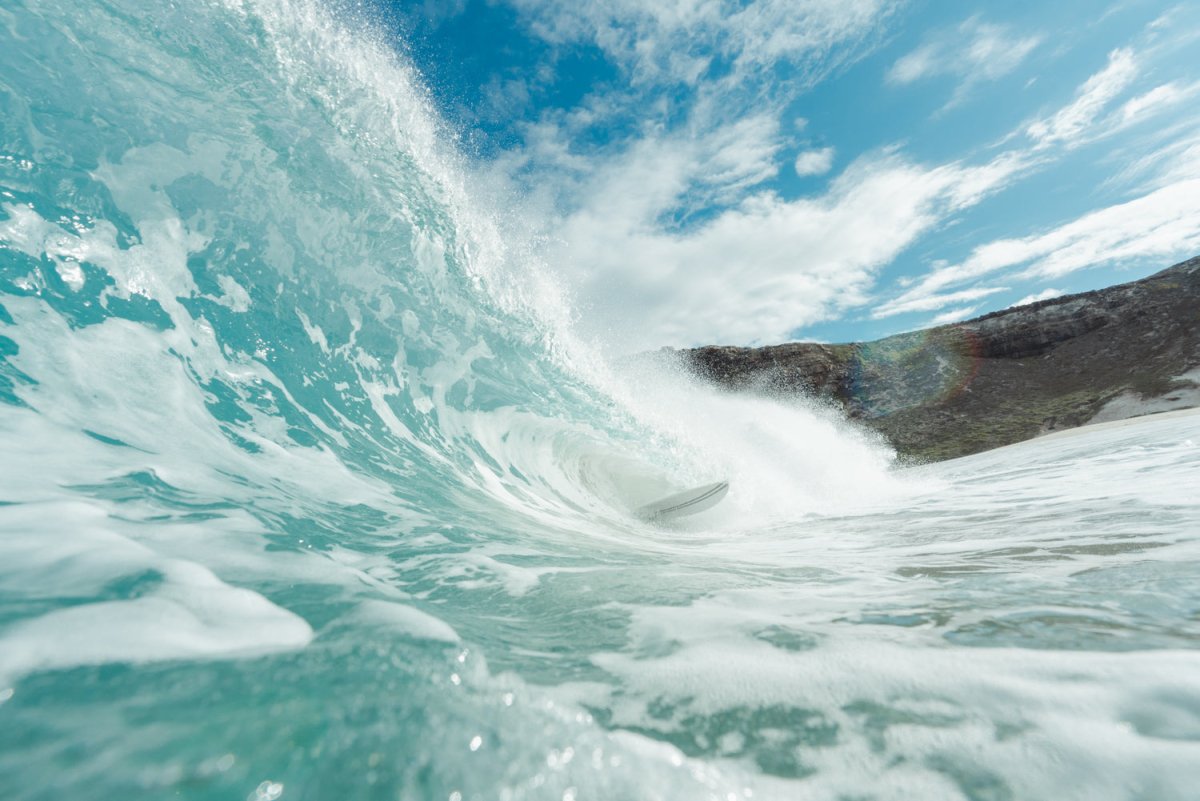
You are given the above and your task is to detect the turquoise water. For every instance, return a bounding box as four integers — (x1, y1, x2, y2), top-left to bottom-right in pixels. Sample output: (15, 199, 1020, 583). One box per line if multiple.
(2, 2, 1200, 799)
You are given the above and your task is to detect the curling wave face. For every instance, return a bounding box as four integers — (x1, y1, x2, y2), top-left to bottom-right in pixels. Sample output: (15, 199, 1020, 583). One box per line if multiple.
(2, 1, 1200, 799)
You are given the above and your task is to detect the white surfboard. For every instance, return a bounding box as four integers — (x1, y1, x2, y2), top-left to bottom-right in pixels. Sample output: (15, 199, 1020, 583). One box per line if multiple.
(636, 480, 729, 521)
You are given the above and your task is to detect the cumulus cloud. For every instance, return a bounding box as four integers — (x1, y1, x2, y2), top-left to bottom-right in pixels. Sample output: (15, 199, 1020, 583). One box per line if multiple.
(887, 16, 1041, 103)
(794, 147, 835, 176)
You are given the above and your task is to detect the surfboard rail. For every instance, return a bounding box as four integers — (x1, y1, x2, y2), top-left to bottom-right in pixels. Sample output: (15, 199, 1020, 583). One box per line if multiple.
(636, 480, 729, 521)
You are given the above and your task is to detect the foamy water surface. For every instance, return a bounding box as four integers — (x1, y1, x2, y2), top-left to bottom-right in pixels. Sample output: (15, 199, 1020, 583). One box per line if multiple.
(1, 1, 1198, 799)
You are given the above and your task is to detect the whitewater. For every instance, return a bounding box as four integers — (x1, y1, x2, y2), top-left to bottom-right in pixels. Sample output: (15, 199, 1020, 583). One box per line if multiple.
(1, 1, 1199, 799)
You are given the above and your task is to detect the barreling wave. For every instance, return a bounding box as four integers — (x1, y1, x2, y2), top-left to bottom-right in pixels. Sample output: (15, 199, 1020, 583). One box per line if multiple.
(0, 2, 949, 798)
(0, 0, 640, 530)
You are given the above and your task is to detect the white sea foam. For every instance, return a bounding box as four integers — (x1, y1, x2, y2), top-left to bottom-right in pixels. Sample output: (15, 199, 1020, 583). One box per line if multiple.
(350, 599, 461, 643)
(528, 409, 1200, 798)
(0, 502, 312, 683)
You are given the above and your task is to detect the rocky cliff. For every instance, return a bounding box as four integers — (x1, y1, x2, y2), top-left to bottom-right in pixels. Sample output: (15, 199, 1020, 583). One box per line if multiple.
(678, 255, 1200, 461)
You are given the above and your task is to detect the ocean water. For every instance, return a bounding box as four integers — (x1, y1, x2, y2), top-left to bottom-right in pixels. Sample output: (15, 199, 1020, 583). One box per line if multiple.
(2, 2, 1199, 799)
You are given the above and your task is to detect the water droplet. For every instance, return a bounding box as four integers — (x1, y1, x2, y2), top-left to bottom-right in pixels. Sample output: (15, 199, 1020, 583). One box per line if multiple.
(250, 780, 284, 801)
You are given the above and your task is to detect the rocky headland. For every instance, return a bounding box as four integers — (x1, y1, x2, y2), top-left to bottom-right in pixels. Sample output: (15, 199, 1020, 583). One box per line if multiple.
(676, 255, 1200, 462)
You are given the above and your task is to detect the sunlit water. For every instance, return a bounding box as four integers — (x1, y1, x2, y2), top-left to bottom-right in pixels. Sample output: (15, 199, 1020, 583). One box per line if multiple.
(2, 2, 1199, 799)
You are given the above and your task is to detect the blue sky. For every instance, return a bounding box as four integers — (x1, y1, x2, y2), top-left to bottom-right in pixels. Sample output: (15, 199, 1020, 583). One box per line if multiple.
(381, 0, 1200, 349)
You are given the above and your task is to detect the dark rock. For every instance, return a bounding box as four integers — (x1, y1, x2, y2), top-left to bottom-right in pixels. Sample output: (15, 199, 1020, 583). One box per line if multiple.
(677, 255, 1200, 461)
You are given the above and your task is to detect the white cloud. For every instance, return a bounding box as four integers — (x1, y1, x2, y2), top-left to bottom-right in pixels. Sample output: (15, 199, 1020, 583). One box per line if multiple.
(1025, 48, 1138, 147)
(1119, 82, 1185, 122)
(959, 21, 1041, 81)
(888, 43, 937, 85)
(551, 150, 1027, 347)
(539, 110, 787, 228)
(887, 16, 1041, 102)
(1016, 179, 1200, 278)
(866, 34, 1200, 328)
(508, 0, 898, 89)
(1011, 288, 1063, 307)
(1145, 134, 1200, 187)
(1101, 118, 1200, 193)
(493, 0, 901, 226)
(794, 147, 835, 176)
(480, 1, 914, 350)
(872, 285, 1007, 319)
(886, 177, 1200, 312)
(929, 306, 980, 326)
(1019, 60, 1199, 155)
(483, 3, 1200, 350)
(479, 74, 534, 123)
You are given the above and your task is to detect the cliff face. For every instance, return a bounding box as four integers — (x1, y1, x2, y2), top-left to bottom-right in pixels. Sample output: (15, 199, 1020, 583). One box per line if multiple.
(680, 256, 1200, 462)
